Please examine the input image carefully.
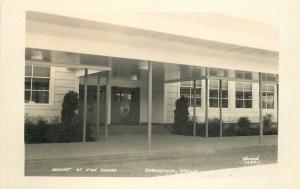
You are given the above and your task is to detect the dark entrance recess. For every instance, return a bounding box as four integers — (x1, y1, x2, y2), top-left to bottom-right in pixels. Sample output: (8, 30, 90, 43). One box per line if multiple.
(79, 85, 140, 125)
(111, 87, 140, 125)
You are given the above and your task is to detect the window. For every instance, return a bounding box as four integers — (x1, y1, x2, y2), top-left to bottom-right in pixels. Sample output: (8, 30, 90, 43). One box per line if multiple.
(236, 82, 252, 108)
(209, 80, 228, 108)
(25, 65, 50, 104)
(261, 73, 278, 82)
(180, 81, 201, 107)
(235, 70, 252, 80)
(209, 68, 228, 77)
(262, 84, 275, 109)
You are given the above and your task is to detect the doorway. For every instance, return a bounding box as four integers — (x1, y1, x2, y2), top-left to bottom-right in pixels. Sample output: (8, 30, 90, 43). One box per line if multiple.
(111, 87, 140, 125)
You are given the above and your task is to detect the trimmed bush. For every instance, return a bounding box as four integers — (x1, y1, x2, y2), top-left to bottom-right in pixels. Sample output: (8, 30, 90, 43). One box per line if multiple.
(174, 96, 189, 134)
(25, 91, 94, 143)
(263, 114, 277, 135)
(25, 117, 61, 144)
(237, 117, 251, 136)
(61, 91, 79, 123)
(208, 118, 221, 137)
(223, 123, 238, 136)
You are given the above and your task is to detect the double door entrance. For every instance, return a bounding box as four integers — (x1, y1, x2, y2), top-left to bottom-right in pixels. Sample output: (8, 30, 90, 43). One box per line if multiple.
(79, 86, 140, 125)
(111, 87, 140, 125)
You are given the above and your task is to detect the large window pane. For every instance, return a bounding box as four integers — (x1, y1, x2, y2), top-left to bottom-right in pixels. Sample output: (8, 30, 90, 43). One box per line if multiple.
(236, 100, 243, 108)
(222, 99, 228, 108)
(267, 101, 274, 109)
(32, 78, 50, 90)
(210, 89, 218, 98)
(196, 98, 201, 107)
(25, 78, 31, 90)
(236, 91, 243, 99)
(222, 90, 228, 98)
(244, 91, 252, 99)
(262, 101, 267, 109)
(244, 100, 252, 108)
(210, 99, 219, 108)
(195, 88, 201, 97)
(33, 66, 50, 77)
(32, 91, 49, 103)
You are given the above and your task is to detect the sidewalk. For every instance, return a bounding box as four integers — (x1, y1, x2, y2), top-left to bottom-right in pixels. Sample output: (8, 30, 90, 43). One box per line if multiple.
(25, 134, 277, 160)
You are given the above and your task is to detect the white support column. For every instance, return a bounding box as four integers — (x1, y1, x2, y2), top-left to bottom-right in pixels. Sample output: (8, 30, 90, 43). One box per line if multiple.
(105, 58, 112, 140)
(259, 72, 263, 144)
(148, 61, 153, 150)
(83, 68, 88, 142)
(219, 79, 223, 137)
(96, 72, 101, 141)
(193, 80, 196, 136)
(205, 69, 209, 138)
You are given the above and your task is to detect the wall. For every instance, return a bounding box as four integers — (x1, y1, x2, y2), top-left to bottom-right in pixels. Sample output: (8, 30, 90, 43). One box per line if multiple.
(165, 80, 278, 124)
(25, 67, 79, 120)
(79, 63, 166, 125)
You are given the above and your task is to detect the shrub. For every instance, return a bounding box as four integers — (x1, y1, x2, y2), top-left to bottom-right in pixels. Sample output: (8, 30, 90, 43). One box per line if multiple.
(61, 91, 79, 123)
(174, 96, 189, 134)
(263, 114, 277, 135)
(208, 118, 221, 137)
(237, 117, 251, 136)
(223, 123, 238, 136)
(25, 117, 61, 144)
(25, 91, 95, 143)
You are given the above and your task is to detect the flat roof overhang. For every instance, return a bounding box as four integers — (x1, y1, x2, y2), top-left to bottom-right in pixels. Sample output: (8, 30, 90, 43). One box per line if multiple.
(26, 11, 279, 74)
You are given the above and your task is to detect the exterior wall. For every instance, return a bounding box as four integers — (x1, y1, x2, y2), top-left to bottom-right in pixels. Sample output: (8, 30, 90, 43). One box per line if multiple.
(164, 83, 179, 123)
(24, 63, 278, 125)
(77, 63, 166, 125)
(165, 80, 278, 124)
(25, 67, 79, 120)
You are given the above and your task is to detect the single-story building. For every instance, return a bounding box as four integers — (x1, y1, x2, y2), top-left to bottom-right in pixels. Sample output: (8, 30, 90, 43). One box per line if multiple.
(24, 11, 278, 147)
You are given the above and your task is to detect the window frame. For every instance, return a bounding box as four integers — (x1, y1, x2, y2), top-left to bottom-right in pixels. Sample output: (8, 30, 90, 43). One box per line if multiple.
(25, 64, 52, 105)
(208, 79, 229, 108)
(262, 84, 275, 109)
(235, 70, 253, 80)
(235, 82, 253, 109)
(179, 80, 202, 107)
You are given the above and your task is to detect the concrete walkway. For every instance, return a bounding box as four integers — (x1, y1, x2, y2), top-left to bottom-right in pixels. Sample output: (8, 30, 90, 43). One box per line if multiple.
(25, 134, 277, 160)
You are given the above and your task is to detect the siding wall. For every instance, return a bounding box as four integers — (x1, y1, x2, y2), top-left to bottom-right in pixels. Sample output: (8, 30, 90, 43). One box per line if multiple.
(25, 64, 277, 124)
(164, 80, 278, 124)
(25, 67, 79, 120)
